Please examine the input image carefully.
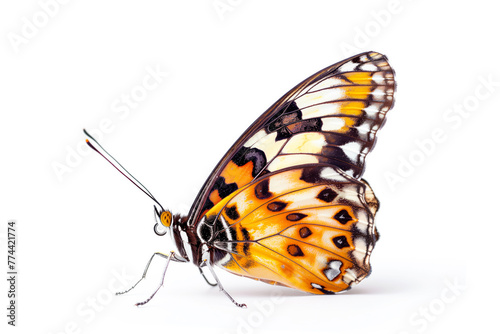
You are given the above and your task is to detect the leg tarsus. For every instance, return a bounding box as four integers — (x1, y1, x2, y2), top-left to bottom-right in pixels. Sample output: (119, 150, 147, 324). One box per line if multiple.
(205, 260, 246, 308)
(116, 252, 171, 296)
(135, 251, 174, 307)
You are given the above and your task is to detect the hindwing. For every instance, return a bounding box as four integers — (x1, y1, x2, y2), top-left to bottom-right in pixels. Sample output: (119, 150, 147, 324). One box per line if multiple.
(199, 164, 378, 293)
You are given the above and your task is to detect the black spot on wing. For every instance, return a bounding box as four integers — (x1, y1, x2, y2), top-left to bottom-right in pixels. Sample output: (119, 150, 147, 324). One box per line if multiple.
(299, 226, 312, 238)
(254, 179, 272, 200)
(287, 117, 323, 133)
(276, 117, 324, 141)
(265, 101, 302, 133)
(287, 244, 304, 257)
(286, 213, 307, 221)
(334, 209, 353, 225)
(225, 205, 240, 220)
(241, 228, 251, 240)
(350, 55, 362, 64)
(332, 236, 350, 249)
(300, 166, 324, 184)
(232, 147, 267, 178)
(267, 201, 287, 212)
(276, 126, 293, 141)
(241, 228, 251, 255)
(316, 188, 337, 203)
(213, 177, 238, 199)
(321, 146, 356, 170)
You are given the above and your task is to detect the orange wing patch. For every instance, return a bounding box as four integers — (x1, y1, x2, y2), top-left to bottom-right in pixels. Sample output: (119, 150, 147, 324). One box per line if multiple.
(342, 71, 375, 85)
(220, 161, 255, 189)
(207, 160, 256, 207)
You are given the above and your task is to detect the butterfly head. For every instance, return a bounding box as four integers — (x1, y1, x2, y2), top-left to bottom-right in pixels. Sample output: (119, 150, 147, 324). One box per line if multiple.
(152, 205, 190, 262)
(154, 205, 172, 236)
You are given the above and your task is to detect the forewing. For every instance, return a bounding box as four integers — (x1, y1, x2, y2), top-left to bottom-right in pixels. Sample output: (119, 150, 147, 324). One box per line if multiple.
(189, 52, 395, 225)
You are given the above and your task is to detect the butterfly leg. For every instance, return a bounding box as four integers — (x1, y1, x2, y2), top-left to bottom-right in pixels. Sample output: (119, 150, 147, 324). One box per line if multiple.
(198, 266, 217, 287)
(203, 259, 247, 308)
(116, 251, 174, 306)
(116, 251, 172, 295)
(134, 251, 175, 306)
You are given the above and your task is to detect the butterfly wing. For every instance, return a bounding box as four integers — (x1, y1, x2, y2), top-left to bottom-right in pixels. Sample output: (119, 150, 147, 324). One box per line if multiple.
(201, 164, 377, 293)
(188, 51, 395, 226)
(189, 51, 395, 292)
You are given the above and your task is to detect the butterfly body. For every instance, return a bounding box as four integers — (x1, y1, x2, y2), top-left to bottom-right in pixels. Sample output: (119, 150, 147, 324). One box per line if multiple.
(154, 51, 395, 295)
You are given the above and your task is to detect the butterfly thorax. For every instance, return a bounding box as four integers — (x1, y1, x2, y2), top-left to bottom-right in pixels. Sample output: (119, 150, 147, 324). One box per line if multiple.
(166, 213, 196, 263)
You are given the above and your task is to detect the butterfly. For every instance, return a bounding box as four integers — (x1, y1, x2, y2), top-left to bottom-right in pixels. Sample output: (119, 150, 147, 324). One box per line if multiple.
(85, 51, 395, 307)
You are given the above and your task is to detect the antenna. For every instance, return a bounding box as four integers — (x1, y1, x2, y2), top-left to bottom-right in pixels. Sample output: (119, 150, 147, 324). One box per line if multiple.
(84, 129, 165, 212)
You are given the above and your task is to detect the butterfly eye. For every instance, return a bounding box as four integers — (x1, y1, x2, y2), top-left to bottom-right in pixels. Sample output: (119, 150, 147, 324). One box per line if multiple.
(161, 211, 172, 227)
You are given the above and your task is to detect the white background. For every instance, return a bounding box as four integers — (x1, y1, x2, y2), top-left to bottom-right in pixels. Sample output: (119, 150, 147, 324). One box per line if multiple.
(1, 1, 499, 333)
